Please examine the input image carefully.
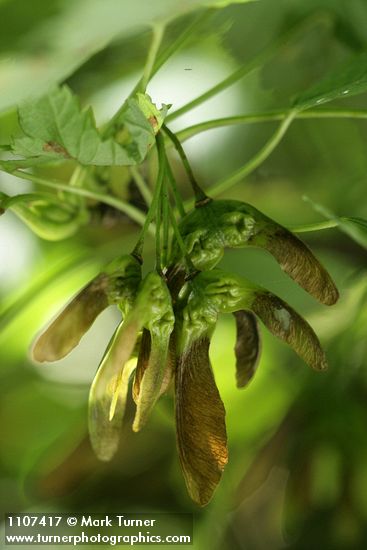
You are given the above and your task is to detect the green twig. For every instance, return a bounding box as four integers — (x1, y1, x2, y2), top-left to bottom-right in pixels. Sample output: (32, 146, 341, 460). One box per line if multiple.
(164, 155, 186, 217)
(155, 184, 163, 272)
(104, 10, 212, 137)
(153, 9, 214, 78)
(167, 200, 195, 274)
(139, 23, 165, 93)
(175, 108, 367, 142)
(166, 13, 332, 122)
(205, 110, 297, 198)
(289, 220, 340, 233)
(163, 124, 207, 203)
(161, 177, 170, 266)
(132, 133, 166, 257)
(130, 166, 153, 205)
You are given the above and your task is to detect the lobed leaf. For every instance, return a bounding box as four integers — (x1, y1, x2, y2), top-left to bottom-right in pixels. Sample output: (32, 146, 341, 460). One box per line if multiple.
(12, 86, 163, 166)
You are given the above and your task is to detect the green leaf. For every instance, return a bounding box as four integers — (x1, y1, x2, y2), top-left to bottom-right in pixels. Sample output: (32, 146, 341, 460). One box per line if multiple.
(0, 0, 257, 114)
(136, 93, 168, 133)
(11, 86, 164, 166)
(295, 52, 367, 110)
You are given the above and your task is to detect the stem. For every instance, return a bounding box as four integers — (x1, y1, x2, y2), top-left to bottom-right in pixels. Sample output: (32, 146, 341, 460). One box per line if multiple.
(166, 13, 332, 122)
(161, 177, 170, 266)
(290, 220, 339, 233)
(167, 199, 196, 273)
(130, 166, 153, 205)
(164, 155, 186, 217)
(163, 124, 207, 203)
(154, 9, 213, 76)
(65, 25, 164, 215)
(103, 26, 164, 137)
(206, 111, 297, 198)
(155, 184, 162, 272)
(4, 169, 147, 228)
(175, 108, 367, 142)
(132, 133, 166, 257)
(69, 165, 87, 188)
(156, 145, 195, 271)
(139, 23, 165, 93)
(104, 10, 212, 137)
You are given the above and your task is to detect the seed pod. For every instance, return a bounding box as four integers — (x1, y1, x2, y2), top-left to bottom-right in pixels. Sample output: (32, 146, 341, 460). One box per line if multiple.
(89, 347, 136, 461)
(32, 254, 141, 362)
(181, 270, 328, 372)
(233, 310, 261, 388)
(88, 272, 174, 461)
(173, 268, 330, 504)
(88, 330, 142, 461)
(132, 329, 151, 403)
(175, 336, 228, 506)
(251, 292, 328, 371)
(132, 276, 175, 432)
(172, 199, 338, 306)
(133, 329, 176, 403)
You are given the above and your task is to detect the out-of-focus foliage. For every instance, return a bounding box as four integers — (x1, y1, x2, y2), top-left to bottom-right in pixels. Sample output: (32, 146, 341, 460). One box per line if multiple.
(295, 51, 367, 110)
(0, 0, 367, 549)
(0, 0, 256, 113)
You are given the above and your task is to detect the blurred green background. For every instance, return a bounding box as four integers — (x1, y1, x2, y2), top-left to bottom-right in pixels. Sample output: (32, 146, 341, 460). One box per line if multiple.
(0, 1, 367, 549)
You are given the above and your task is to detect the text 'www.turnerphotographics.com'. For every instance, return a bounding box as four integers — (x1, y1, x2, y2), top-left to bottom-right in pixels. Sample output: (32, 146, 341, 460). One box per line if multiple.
(5, 514, 193, 546)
